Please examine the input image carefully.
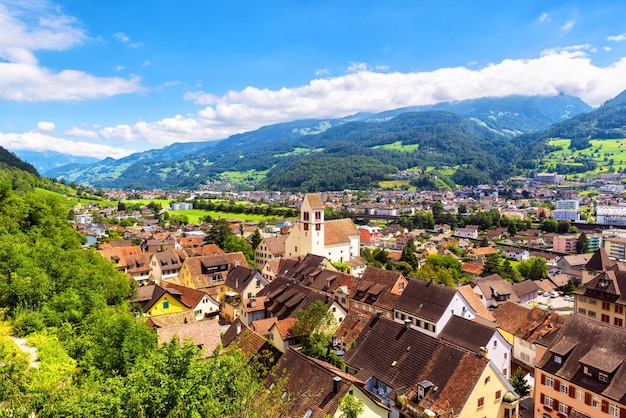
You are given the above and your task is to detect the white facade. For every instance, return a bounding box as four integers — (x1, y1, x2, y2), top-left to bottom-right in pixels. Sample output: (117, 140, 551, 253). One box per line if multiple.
(552, 209, 580, 222)
(597, 205, 626, 226)
(485, 331, 512, 379)
(193, 294, 220, 321)
(556, 200, 580, 210)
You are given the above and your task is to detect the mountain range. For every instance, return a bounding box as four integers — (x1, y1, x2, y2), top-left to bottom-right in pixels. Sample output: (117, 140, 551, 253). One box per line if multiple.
(14, 93, 614, 191)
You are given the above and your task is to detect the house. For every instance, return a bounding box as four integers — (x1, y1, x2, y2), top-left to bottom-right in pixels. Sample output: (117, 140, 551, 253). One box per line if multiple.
(461, 262, 485, 277)
(260, 258, 282, 281)
(439, 315, 512, 379)
(466, 246, 497, 261)
(161, 281, 220, 320)
(184, 243, 225, 257)
(557, 254, 591, 272)
(253, 235, 287, 270)
(239, 296, 268, 325)
(393, 279, 476, 337)
(534, 315, 626, 418)
(132, 283, 219, 321)
(358, 225, 382, 246)
(457, 285, 497, 323)
(221, 317, 281, 366)
(342, 315, 519, 417)
(345, 255, 367, 277)
(156, 319, 222, 358)
(511, 279, 540, 304)
(492, 301, 565, 372)
(220, 266, 269, 323)
(553, 234, 579, 253)
(121, 252, 152, 285)
(265, 348, 389, 418)
(177, 252, 248, 293)
(574, 264, 626, 328)
(251, 317, 301, 352)
(348, 267, 408, 321)
(150, 249, 187, 282)
(98, 245, 143, 272)
(473, 274, 518, 308)
(454, 225, 479, 239)
(284, 193, 360, 264)
(581, 247, 614, 285)
(500, 246, 530, 261)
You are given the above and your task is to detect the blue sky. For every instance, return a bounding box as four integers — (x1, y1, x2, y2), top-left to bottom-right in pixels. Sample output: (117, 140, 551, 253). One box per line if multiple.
(2, 0, 626, 159)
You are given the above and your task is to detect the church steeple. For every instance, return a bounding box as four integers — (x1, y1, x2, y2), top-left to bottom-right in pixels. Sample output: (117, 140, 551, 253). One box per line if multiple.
(301, 193, 325, 256)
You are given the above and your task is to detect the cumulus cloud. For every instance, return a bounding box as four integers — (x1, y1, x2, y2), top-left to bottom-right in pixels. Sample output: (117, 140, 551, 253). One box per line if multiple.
(0, 131, 134, 159)
(113, 31, 142, 48)
(538, 12, 551, 23)
(0, 1, 144, 101)
(561, 20, 575, 32)
(94, 48, 626, 151)
(37, 121, 55, 132)
(63, 126, 99, 138)
(607, 33, 626, 42)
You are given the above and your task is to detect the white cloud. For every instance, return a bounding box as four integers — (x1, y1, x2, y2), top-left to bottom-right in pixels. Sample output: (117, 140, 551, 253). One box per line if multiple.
(0, 2, 144, 101)
(37, 121, 55, 132)
(0, 131, 134, 159)
(315, 68, 330, 77)
(561, 20, 575, 32)
(538, 12, 551, 23)
(114, 65, 125, 72)
(113, 32, 129, 43)
(607, 33, 626, 42)
(94, 49, 626, 151)
(346, 62, 369, 73)
(63, 126, 99, 139)
(604, 46, 612, 52)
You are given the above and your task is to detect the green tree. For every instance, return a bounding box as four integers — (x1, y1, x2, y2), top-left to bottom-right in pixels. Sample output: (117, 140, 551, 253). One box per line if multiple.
(576, 232, 589, 254)
(204, 218, 234, 248)
(510, 367, 531, 397)
(517, 257, 548, 281)
(400, 238, 419, 270)
(557, 220, 571, 234)
(333, 261, 350, 272)
(482, 253, 501, 277)
(540, 218, 559, 233)
(338, 392, 365, 418)
(223, 235, 254, 267)
(251, 228, 263, 250)
(293, 301, 343, 368)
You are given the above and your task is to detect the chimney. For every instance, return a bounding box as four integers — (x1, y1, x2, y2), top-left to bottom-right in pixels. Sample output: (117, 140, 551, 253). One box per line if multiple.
(333, 376, 342, 394)
(375, 311, 382, 318)
(250, 298, 257, 308)
(404, 318, 411, 329)
(479, 346, 488, 359)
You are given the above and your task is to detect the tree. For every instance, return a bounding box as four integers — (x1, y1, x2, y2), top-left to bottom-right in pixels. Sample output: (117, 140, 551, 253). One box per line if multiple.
(576, 232, 589, 254)
(293, 301, 342, 368)
(338, 393, 365, 418)
(510, 367, 531, 397)
(517, 257, 548, 281)
(540, 218, 559, 233)
(400, 238, 419, 270)
(223, 235, 254, 267)
(204, 218, 234, 248)
(557, 220, 571, 234)
(251, 228, 263, 250)
(482, 253, 501, 277)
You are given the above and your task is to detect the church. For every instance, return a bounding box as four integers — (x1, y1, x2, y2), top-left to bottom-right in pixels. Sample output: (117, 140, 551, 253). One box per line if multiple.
(283, 193, 360, 264)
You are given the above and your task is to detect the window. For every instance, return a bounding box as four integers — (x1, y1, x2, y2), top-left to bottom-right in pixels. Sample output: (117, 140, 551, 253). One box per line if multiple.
(544, 395, 553, 408)
(592, 397, 599, 409)
(493, 340, 497, 348)
(495, 390, 501, 400)
(315, 224, 321, 231)
(485, 376, 490, 384)
(477, 397, 484, 408)
(521, 352, 530, 362)
(588, 311, 596, 318)
(247, 292, 252, 298)
(558, 402, 569, 415)
(545, 375, 554, 388)
(575, 388, 585, 402)
(616, 305, 624, 314)
(602, 301, 611, 311)
(554, 355, 562, 364)
(315, 211, 321, 220)
(580, 296, 587, 303)
(256, 280, 261, 288)
(398, 282, 404, 291)
(601, 314, 610, 323)
(583, 366, 591, 376)
(504, 352, 508, 359)
(163, 300, 169, 309)
(599, 372, 609, 383)
(615, 317, 624, 327)
(303, 212, 309, 221)
(560, 383, 569, 395)
(589, 298, 597, 305)
(578, 307, 587, 315)
(609, 403, 620, 417)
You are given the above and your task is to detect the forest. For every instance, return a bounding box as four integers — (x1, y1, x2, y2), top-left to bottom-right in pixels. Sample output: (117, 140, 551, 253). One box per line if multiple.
(0, 166, 288, 417)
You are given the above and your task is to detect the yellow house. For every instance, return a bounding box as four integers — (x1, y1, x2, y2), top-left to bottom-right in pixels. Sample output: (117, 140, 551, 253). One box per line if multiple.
(144, 288, 189, 317)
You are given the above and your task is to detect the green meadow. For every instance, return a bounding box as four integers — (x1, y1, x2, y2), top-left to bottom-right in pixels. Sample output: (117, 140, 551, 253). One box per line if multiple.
(372, 141, 419, 152)
(545, 138, 626, 178)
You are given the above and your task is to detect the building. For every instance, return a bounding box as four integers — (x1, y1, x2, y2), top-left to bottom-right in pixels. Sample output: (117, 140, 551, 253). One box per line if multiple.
(552, 209, 581, 222)
(349, 267, 408, 321)
(574, 264, 626, 328)
(553, 235, 579, 254)
(556, 200, 580, 211)
(604, 237, 626, 261)
(253, 235, 287, 270)
(534, 315, 626, 418)
(284, 194, 360, 263)
(342, 315, 519, 417)
(596, 205, 626, 226)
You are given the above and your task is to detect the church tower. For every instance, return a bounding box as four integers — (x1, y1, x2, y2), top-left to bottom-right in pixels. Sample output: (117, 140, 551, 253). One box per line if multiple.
(300, 193, 325, 256)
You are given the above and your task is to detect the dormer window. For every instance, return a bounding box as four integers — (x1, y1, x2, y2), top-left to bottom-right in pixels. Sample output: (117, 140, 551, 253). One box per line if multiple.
(553, 355, 562, 364)
(599, 372, 609, 383)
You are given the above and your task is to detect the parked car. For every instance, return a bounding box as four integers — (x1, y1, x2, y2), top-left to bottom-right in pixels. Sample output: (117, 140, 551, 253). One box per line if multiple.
(549, 291, 559, 298)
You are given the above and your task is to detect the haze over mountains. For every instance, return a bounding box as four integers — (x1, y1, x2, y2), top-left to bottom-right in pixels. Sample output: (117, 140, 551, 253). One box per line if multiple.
(14, 93, 612, 191)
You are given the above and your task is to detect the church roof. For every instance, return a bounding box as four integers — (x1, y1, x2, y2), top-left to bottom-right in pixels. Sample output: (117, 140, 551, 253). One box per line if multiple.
(325, 218, 358, 245)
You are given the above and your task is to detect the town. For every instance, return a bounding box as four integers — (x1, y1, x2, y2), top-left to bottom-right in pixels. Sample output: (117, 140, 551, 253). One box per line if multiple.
(65, 172, 626, 418)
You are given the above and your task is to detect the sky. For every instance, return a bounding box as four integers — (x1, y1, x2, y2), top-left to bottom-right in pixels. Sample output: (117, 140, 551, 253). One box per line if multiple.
(2, 0, 626, 160)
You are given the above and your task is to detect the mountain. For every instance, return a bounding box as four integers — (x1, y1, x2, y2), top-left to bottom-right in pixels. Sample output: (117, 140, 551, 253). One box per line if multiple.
(12, 151, 100, 175)
(41, 93, 593, 190)
(0, 146, 38, 176)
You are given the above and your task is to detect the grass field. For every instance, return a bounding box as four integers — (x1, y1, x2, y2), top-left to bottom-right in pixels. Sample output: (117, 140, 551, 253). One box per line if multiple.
(544, 138, 626, 178)
(169, 209, 275, 224)
(372, 141, 419, 152)
(218, 169, 270, 183)
(379, 180, 412, 189)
